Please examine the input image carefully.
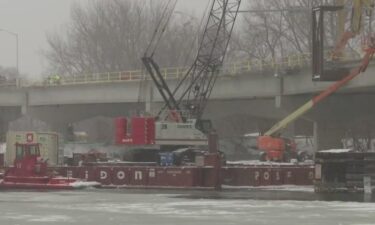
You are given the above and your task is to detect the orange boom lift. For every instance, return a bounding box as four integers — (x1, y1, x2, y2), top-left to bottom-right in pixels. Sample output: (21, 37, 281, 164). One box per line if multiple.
(257, 1, 375, 161)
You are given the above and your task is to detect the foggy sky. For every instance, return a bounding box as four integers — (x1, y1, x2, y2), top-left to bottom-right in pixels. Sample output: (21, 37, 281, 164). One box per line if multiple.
(0, 0, 209, 77)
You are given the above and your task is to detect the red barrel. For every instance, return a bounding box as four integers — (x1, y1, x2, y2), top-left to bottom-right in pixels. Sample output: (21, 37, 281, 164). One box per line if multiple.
(115, 117, 127, 145)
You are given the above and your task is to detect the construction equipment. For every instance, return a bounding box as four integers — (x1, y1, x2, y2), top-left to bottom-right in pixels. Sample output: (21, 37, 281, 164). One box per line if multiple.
(116, 0, 242, 150)
(72, 149, 108, 166)
(313, 0, 375, 81)
(257, 2, 375, 162)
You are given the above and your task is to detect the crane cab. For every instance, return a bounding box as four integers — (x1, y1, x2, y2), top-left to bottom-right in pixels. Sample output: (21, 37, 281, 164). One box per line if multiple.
(115, 117, 208, 147)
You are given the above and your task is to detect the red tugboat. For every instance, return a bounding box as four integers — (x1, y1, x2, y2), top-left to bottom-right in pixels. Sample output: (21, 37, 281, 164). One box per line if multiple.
(0, 143, 99, 190)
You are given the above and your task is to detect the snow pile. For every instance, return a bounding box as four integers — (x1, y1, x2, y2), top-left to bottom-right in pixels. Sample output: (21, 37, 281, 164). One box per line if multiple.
(319, 149, 352, 153)
(223, 185, 314, 192)
(243, 133, 260, 137)
(70, 181, 100, 189)
(226, 160, 313, 166)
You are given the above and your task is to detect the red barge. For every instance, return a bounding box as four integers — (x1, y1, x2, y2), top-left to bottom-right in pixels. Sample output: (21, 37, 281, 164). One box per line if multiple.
(50, 130, 315, 189)
(2, 132, 314, 190)
(48, 161, 314, 189)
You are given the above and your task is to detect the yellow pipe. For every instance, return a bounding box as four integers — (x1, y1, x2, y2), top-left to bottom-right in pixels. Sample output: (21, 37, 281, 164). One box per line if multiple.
(264, 100, 314, 136)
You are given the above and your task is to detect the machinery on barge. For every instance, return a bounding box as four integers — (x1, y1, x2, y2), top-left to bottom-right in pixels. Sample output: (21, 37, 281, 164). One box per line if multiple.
(50, 0, 314, 189)
(116, 0, 241, 151)
(0, 0, 321, 190)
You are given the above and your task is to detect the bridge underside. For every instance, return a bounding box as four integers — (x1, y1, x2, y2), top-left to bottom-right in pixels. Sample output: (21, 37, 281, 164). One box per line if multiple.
(1, 92, 375, 151)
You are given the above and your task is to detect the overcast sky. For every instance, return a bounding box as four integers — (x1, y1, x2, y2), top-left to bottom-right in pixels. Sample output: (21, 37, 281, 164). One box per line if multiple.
(0, 0, 210, 77)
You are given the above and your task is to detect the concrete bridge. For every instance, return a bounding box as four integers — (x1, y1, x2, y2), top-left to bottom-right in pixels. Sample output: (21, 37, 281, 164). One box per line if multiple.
(2, 59, 374, 107)
(1, 56, 375, 150)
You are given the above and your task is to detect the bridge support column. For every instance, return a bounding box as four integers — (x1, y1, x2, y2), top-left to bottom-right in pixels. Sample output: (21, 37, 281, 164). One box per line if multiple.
(21, 92, 29, 115)
(313, 122, 319, 152)
(275, 76, 284, 108)
(315, 121, 343, 151)
(21, 105, 28, 115)
(145, 83, 153, 114)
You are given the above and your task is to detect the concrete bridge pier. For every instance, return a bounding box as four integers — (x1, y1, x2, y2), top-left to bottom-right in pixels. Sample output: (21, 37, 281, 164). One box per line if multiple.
(0, 107, 23, 140)
(21, 92, 29, 115)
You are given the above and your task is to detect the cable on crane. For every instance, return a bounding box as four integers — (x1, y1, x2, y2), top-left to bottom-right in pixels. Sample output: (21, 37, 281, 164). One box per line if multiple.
(144, 0, 177, 57)
(155, 0, 214, 115)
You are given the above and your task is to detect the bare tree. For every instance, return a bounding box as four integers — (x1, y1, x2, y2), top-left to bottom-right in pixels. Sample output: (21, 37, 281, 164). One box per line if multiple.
(229, 0, 337, 64)
(44, 0, 198, 77)
(0, 66, 18, 80)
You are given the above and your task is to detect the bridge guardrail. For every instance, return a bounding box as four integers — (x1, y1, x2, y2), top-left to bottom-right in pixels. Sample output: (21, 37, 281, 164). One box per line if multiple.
(16, 52, 363, 87)
(40, 53, 313, 86)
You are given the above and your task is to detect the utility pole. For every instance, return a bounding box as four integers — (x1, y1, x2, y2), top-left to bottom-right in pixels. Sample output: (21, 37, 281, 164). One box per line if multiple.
(0, 29, 19, 77)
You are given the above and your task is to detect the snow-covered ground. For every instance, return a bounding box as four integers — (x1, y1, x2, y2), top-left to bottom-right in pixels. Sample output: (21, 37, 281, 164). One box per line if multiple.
(0, 190, 374, 225)
(226, 160, 314, 166)
(223, 185, 315, 192)
(319, 149, 352, 153)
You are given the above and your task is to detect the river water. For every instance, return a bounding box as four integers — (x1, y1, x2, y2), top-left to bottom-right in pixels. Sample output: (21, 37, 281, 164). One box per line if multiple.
(0, 187, 374, 225)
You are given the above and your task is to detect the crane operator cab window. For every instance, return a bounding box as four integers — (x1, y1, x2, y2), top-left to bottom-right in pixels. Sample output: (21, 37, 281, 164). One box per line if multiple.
(16, 145, 25, 160)
(28, 145, 40, 156)
(15, 144, 40, 160)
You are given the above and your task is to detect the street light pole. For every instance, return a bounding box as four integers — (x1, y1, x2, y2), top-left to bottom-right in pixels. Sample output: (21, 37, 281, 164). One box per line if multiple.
(0, 29, 19, 76)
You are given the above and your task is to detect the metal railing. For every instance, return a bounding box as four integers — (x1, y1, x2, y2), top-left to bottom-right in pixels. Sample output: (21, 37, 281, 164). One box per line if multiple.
(38, 53, 312, 86)
(10, 52, 365, 87)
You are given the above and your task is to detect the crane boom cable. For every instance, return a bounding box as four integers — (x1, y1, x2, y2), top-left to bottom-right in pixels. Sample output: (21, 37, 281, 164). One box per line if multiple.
(182, 0, 242, 119)
(144, 0, 177, 57)
(142, 0, 242, 128)
(172, 0, 216, 94)
(199, 2, 243, 118)
(178, 0, 213, 83)
(177, 0, 227, 104)
(172, 0, 242, 116)
(145, 0, 173, 55)
(150, 0, 178, 57)
(156, 0, 216, 117)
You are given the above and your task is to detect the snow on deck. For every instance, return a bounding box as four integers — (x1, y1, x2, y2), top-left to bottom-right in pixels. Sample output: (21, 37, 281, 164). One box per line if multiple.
(319, 149, 352, 153)
(226, 160, 314, 166)
(223, 185, 314, 192)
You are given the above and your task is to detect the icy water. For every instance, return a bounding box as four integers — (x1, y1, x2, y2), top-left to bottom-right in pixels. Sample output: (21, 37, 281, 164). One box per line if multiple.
(0, 188, 375, 225)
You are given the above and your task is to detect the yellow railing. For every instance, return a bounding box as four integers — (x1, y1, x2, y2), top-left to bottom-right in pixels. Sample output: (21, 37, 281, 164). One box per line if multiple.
(17, 52, 364, 87)
(41, 53, 312, 86)
(44, 67, 191, 86)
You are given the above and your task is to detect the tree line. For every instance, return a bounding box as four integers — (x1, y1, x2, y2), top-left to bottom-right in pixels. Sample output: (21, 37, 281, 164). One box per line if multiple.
(44, 0, 344, 77)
